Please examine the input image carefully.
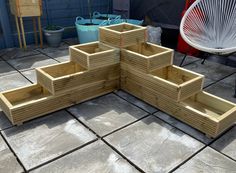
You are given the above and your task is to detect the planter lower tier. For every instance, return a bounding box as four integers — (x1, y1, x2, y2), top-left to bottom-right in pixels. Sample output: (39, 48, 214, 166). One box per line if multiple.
(121, 63, 204, 102)
(36, 62, 120, 95)
(121, 77, 236, 138)
(0, 79, 119, 125)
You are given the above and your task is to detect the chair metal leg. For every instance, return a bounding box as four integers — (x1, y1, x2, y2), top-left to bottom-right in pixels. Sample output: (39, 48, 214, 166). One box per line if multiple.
(180, 54, 188, 67)
(234, 78, 236, 98)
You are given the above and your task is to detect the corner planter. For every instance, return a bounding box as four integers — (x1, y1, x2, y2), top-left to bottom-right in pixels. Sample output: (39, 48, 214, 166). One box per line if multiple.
(43, 26, 64, 47)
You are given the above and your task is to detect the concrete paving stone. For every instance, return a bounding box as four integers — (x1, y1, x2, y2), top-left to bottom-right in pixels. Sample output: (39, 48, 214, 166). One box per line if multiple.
(0, 135, 24, 173)
(2, 110, 96, 170)
(203, 77, 216, 88)
(7, 54, 58, 72)
(184, 60, 236, 82)
(22, 70, 37, 83)
(219, 73, 236, 87)
(68, 93, 149, 137)
(105, 115, 204, 173)
(32, 140, 140, 173)
(0, 61, 17, 77)
(63, 37, 79, 45)
(0, 72, 31, 92)
(0, 108, 13, 131)
(211, 126, 236, 160)
(45, 49, 70, 62)
(154, 111, 213, 144)
(173, 51, 200, 66)
(174, 147, 236, 173)
(1, 46, 40, 60)
(114, 90, 158, 114)
(37, 43, 69, 54)
(204, 80, 236, 103)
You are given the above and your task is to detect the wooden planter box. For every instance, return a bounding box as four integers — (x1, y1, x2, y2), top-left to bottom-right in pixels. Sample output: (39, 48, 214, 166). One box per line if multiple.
(70, 41, 120, 70)
(9, 0, 42, 17)
(121, 42, 173, 73)
(36, 62, 120, 95)
(99, 23, 147, 48)
(0, 79, 119, 125)
(121, 63, 204, 102)
(121, 77, 236, 138)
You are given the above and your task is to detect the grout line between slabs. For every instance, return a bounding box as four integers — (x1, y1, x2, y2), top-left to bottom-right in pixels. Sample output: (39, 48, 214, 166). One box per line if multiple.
(102, 139, 146, 173)
(169, 125, 236, 172)
(0, 131, 27, 172)
(28, 139, 98, 172)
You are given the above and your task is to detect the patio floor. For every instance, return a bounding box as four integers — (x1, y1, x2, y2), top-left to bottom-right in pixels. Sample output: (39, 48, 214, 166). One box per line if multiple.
(0, 39, 235, 173)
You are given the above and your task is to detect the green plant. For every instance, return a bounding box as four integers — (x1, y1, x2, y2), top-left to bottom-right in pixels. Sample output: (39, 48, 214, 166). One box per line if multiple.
(45, 25, 61, 31)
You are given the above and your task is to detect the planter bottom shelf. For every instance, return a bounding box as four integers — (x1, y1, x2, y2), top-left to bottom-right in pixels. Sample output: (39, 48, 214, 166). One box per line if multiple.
(0, 79, 119, 125)
(121, 77, 236, 138)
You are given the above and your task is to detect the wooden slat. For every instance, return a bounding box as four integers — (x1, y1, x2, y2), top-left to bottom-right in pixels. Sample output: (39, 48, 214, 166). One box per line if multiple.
(36, 62, 120, 95)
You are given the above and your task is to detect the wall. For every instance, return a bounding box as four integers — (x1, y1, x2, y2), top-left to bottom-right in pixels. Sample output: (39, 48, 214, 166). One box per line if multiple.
(2, 0, 112, 48)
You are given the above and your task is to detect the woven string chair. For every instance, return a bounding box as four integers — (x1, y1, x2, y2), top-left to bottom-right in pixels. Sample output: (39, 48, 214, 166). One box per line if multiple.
(180, 0, 236, 55)
(180, 0, 236, 97)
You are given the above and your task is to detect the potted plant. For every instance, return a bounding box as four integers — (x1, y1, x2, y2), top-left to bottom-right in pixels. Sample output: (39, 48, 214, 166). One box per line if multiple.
(43, 25, 64, 47)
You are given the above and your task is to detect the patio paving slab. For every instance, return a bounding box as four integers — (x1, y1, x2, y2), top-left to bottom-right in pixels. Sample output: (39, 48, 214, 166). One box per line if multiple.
(154, 112, 213, 144)
(2, 110, 96, 170)
(184, 60, 236, 82)
(37, 43, 69, 54)
(174, 147, 236, 173)
(173, 51, 200, 66)
(68, 93, 149, 137)
(7, 54, 58, 72)
(32, 140, 140, 173)
(211, 126, 236, 160)
(1, 46, 40, 60)
(0, 61, 17, 77)
(205, 79, 236, 103)
(0, 73, 31, 92)
(44, 49, 70, 62)
(104, 115, 204, 173)
(22, 70, 37, 83)
(63, 38, 79, 46)
(0, 135, 24, 173)
(0, 108, 13, 131)
(114, 90, 158, 114)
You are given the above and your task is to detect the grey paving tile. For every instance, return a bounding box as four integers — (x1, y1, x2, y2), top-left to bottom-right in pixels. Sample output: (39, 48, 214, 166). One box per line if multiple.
(2, 110, 96, 170)
(211, 126, 236, 160)
(184, 60, 236, 82)
(21, 70, 37, 83)
(45, 49, 70, 62)
(68, 93, 149, 137)
(0, 61, 17, 77)
(205, 80, 236, 103)
(7, 54, 58, 72)
(0, 108, 13, 130)
(203, 77, 215, 88)
(1, 46, 40, 60)
(32, 140, 140, 173)
(174, 147, 236, 173)
(63, 37, 79, 46)
(0, 73, 31, 92)
(173, 51, 200, 66)
(219, 73, 235, 87)
(0, 135, 24, 173)
(105, 116, 204, 173)
(37, 43, 69, 54)
(115, 90, 158, 114)
(154, 111, 213, 144)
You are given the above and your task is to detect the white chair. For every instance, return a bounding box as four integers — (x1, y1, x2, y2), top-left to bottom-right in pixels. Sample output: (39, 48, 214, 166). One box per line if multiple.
(180, 0, 236, 97)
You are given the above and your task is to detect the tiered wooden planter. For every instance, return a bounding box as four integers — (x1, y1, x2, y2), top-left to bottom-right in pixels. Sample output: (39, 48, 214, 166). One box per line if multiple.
(70, 41, 120, 70)
(99, 23, 147, 47)
(0, 23, 235, 137)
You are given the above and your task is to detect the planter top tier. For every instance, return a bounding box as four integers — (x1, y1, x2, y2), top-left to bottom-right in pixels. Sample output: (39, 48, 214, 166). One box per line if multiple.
(99, 23, 147, 48)
(70, 41, 120, 70)
(121, 42, 174, 73)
